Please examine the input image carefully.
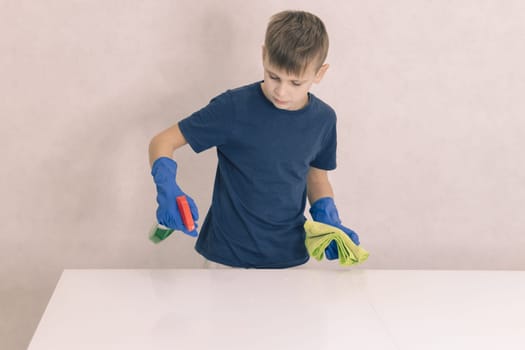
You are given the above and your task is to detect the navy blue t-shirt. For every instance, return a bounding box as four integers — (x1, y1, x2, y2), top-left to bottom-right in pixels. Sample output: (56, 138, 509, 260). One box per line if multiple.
(178, 81, 337, 268)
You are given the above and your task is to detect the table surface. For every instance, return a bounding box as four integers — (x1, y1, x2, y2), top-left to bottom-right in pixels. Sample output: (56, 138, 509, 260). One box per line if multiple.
(28, 269, 525, 350)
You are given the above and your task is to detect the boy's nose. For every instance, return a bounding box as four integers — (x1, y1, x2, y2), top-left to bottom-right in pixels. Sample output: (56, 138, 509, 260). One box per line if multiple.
(274, 84, 286, 98)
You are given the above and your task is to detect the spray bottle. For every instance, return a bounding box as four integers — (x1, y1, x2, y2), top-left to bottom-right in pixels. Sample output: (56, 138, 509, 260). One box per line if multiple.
(149, 195, 195, 243)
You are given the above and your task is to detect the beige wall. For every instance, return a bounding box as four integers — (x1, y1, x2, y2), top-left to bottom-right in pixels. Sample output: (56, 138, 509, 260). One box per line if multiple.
(2, 1, 524, 348)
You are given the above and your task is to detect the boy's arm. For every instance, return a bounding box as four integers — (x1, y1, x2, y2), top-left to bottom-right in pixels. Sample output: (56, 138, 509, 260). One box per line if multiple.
(306, 166, 334, 204)
(148, 123, 188, 167)
(307, 166, 360, 251)
(149, 123, 199, 236)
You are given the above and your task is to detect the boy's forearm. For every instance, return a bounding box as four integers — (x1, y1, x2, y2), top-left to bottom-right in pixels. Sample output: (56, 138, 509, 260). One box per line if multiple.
(306, 167, 334, 204)
(148, 123, 188, 167)
(149, 138, 175, 167)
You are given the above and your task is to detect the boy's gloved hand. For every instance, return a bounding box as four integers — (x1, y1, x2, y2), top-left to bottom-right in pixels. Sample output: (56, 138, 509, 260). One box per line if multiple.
(309, 197, 359, 260)
(151, 157, 199, 237)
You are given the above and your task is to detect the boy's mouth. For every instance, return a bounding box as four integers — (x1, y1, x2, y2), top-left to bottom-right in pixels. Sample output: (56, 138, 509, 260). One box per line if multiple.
(274, 97, 288, 105)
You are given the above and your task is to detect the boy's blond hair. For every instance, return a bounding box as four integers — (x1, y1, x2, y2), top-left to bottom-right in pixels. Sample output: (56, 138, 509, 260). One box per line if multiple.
(264, 10, 329, 76)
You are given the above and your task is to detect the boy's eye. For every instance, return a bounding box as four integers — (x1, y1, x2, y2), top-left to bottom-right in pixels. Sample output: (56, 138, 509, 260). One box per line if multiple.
(268, 72, 302, 86)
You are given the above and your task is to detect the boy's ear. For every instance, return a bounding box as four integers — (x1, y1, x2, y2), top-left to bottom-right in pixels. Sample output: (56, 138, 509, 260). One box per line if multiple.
(314, 64, 330, 83)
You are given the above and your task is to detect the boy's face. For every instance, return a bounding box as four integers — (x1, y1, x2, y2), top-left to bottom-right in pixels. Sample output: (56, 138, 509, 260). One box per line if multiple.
(261, 47, 329, 111)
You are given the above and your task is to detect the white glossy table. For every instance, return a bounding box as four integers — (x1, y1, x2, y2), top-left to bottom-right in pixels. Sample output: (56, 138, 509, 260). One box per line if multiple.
(28, 269, 525, 350)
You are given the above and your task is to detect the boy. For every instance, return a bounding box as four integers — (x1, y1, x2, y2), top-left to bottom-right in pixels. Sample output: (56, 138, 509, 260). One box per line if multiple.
(149, 10, 360, 268)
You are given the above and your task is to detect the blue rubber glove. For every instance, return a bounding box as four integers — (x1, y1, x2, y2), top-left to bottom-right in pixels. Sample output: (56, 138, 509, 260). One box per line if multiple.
(151, 157, 199, 237)
(309, 197, 359, 260)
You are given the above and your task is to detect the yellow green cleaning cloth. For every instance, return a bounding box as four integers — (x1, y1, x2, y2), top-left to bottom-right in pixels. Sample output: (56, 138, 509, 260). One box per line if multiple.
(304, 220, 370, 266)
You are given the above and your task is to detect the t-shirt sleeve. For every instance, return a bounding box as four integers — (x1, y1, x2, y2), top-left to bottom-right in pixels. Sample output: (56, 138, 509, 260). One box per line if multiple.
(310, 113, 337, 170)
(178, 91, 235, 153)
